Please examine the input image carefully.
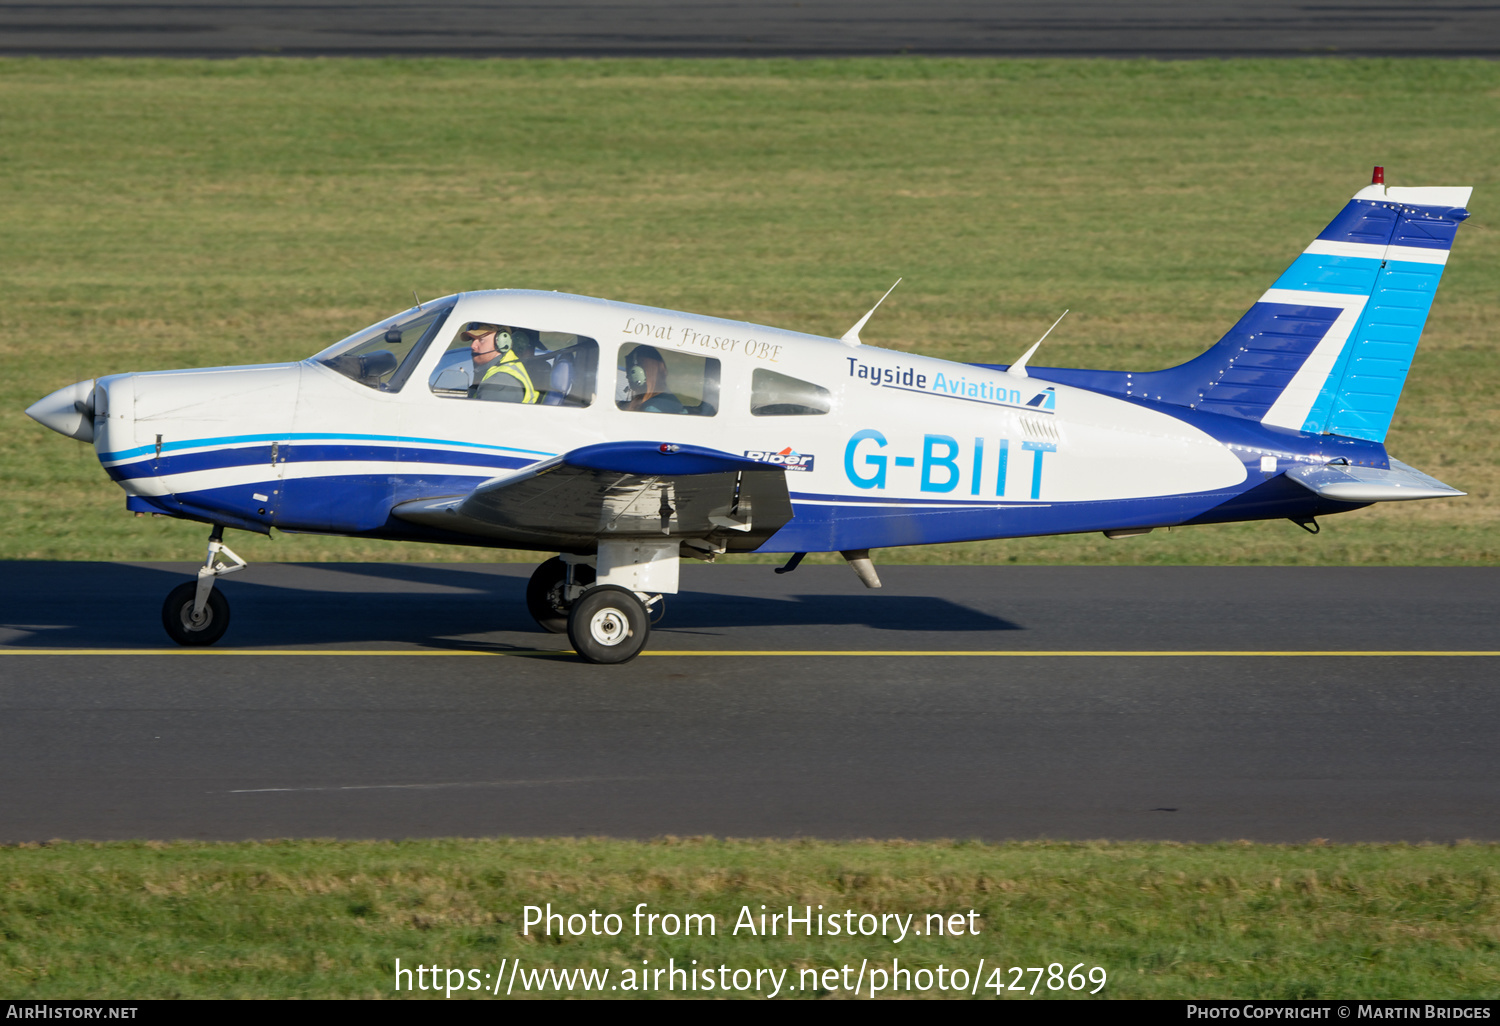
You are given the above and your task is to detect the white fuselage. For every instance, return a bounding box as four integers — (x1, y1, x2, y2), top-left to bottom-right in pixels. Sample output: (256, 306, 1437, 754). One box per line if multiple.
(88, 289, 1315, 553)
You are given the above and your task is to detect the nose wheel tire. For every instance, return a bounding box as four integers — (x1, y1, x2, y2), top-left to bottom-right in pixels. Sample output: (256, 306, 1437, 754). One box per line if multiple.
(526, 557, 595, 634)
(566, 585, 649, 664)
(162, 581, 231, 647)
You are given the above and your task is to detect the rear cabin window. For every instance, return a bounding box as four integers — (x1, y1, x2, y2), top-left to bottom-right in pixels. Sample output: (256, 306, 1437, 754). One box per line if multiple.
(428, 321, 598, 407)
(750, 368, 831, 416)
(314, 302, 454, 392)
(616, 344, 719, 416)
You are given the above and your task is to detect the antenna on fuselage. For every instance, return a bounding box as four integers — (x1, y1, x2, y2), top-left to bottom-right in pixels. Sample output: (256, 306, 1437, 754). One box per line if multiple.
(840, 278, 902, 346)
(1006, 309, 1069, 379)
(412, 290, 423, 310)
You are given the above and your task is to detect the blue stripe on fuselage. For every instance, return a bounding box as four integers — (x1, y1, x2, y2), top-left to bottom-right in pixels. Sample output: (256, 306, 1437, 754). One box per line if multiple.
(103, 440, 544, 482)
(98, 431, 553, 465)
(127, 397, 1393, 552)
(765, 476, 1368, 553)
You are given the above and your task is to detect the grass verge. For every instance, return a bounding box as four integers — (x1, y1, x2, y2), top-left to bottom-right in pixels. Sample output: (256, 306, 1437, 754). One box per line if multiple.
(2, 837, 1497, 999)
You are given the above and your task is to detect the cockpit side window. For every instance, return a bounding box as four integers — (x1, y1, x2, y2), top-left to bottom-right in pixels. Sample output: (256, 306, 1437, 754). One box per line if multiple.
(750, 369, 832, 416)
(429, 321, 599, 407)
(616, 344, 719, 417)
(314, 302, 454, 392)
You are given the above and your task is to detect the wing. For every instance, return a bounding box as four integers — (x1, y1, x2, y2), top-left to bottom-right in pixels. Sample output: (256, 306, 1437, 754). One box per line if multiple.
(391, 441, 793, 552)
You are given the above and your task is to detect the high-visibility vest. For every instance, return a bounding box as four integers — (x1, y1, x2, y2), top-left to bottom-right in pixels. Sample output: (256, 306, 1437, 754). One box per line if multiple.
(479, 351, 539, 404)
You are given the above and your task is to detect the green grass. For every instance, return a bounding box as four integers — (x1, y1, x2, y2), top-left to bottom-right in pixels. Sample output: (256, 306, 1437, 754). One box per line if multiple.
(2, 837, 1497, 999)
(5, 64, 1495, 1001)
(2, 57, 1497, 564)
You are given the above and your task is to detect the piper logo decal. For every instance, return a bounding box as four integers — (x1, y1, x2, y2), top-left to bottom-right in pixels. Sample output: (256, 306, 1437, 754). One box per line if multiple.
(744, 447, 816, 471)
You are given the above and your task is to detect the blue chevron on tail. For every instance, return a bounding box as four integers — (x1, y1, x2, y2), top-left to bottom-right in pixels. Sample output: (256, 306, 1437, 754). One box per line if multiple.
(1258, 183, 1471, 441)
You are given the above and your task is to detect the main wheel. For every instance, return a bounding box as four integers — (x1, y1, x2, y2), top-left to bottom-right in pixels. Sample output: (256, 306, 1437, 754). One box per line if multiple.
(566, 585, 649, 664)
(162, 580, 231, 647)
(526, 557, 595, 634)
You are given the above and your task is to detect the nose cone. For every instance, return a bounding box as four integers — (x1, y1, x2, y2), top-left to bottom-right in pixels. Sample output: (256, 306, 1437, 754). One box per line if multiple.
(26, 379, 97, 442)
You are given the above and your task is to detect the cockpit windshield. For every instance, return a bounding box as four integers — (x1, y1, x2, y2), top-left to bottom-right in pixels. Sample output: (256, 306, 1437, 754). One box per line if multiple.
(312, 301, 455, 392)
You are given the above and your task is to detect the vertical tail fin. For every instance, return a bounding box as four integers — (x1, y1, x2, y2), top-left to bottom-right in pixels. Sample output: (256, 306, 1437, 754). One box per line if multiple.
(1026, 176, 1472, 441)
(1257, 182, 1471, 441)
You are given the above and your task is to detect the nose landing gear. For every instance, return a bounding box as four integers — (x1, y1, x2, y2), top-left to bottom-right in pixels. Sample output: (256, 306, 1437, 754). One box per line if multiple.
(161, 525, 245, 646)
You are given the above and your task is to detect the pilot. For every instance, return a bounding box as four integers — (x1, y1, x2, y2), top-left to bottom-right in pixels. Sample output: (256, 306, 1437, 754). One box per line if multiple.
(622, 345, 683, 414)
(466, 323, 542, 403)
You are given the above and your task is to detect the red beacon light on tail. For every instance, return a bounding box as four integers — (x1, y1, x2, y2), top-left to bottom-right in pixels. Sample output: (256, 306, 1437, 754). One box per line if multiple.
(1372, 165, 1385, 185)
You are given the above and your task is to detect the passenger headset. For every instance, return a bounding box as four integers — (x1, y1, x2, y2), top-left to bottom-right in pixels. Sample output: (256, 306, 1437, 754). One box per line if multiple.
(627, 357, 648, 390)
(626, 349, 660, 391)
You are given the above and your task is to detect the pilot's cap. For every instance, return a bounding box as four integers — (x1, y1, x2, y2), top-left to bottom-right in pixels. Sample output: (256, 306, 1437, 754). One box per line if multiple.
(461, 322, 502, 341)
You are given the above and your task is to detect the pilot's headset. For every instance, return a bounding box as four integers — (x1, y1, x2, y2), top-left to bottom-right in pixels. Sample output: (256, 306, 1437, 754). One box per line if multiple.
(465, 323, 512, 355)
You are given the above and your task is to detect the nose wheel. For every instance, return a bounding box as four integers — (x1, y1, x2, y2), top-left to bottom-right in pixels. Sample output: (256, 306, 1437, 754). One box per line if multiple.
(567, 585, 649, 664)
(162, 581, 231, 646)
(162, 525, 245, 647)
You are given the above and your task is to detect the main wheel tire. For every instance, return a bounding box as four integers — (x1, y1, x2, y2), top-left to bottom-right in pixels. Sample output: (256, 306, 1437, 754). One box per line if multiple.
(567, 585, 649, 664)
(161, 580, 231, 647)
(526, 557, 595, 634)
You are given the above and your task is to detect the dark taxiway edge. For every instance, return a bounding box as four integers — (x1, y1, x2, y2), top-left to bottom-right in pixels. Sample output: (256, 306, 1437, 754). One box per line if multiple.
(2, 1, 1499, 58)
(1, 563, 1496, 844)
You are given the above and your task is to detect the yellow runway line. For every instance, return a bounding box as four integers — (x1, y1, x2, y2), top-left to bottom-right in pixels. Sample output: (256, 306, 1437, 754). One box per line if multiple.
(0, 648, 560, 657)
(2, 649, 1499, 658)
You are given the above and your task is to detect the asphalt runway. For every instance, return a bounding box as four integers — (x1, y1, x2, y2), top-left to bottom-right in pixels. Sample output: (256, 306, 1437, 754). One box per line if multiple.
(2, 1, 1499, 58)
(1, 562, 1496, 844)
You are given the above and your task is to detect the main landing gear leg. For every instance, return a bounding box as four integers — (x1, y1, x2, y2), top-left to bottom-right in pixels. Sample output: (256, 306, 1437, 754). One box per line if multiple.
(161, 525, 246, 646)
(563, 540, 678, 664)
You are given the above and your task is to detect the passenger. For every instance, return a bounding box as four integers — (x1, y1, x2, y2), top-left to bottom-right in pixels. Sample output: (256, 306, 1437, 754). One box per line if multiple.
(623, 345, 683, 414)
(466, 323, 542, 404)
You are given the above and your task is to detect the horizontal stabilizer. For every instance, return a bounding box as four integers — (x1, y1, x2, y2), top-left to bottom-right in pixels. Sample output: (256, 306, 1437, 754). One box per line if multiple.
(1284, 458, 1464, 503)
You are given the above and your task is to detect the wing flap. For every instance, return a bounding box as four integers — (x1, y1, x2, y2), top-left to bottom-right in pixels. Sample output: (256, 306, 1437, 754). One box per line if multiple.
(1284, 457, 1465, 502)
